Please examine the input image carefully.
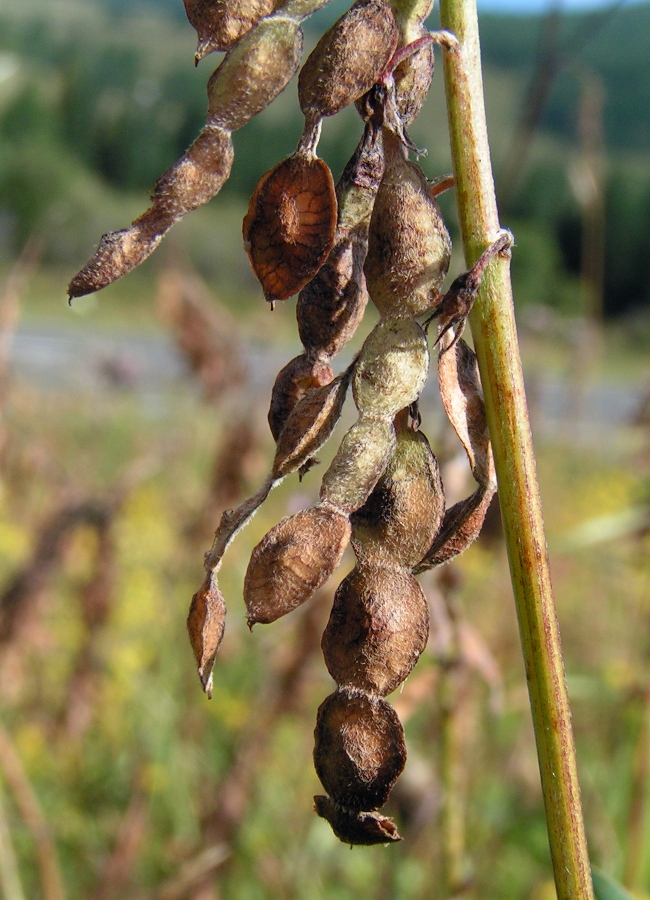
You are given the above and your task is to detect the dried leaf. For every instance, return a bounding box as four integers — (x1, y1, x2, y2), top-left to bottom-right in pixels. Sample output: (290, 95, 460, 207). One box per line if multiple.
(314, 796, 402, 845)
(187, 573, 226, 697)
(243, 153, 337, 304)
(244, 504, 350, 625)
(272, 370, 350, 478)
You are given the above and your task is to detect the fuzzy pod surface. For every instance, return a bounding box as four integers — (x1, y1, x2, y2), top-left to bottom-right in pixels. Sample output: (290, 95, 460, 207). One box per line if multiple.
(184, 0, 277, 59)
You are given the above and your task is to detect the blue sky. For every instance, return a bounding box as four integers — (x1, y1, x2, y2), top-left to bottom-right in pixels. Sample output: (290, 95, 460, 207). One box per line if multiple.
(478, 0, 644, 11)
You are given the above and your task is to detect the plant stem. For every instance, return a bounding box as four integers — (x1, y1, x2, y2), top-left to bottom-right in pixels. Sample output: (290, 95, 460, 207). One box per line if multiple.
(437, 1, 594, 897)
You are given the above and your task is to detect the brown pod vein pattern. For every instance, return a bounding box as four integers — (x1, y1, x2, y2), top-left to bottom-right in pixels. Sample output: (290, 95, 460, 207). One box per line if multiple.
(184, 0, 278, 63)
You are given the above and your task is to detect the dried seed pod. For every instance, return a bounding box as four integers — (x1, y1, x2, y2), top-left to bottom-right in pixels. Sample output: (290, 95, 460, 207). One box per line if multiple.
(207, 16, 304, 131)
(268, 354, 334, 441)
(314, 690, 406, 811)
(298, 0, 398, 121)
(184, 0, 277, 61)
(350, 427, 444, 567)
(352, 318, 430, 418)
(389, 0, 435, 125)
(69, 127, 234, 298)
(321, 565, 429, 696)
(244, 504, 350, 625)
(314, 795, 402, 845)
(319, 418, 396, 514)
(243, 152, 337, 304)
(272, 371, 350, 479)
(364, 130, 452, 318)
(187, 573, 226, 697)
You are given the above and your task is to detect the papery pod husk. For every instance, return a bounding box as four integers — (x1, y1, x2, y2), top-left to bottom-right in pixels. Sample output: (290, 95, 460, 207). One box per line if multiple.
(244, 504, 350, 625)
(414, 484, 496, 572)
(352, 318, 429, 418)
(184, 0, 277, 60)
(272, 371, 350, 479)
(314, 795, 402, 845)
(351, 426, 444, 567)
(207, 16, 304, 131)
(364, 130, 451, 318)
(319, 418, 396, 514)
(321, 564, 429, 696)
(298, 0, 398, 120)
(268, 354, 334, 441)
(69, 128, 234, 298)
(314, 689, 406, 811)
(243, 153, 337, 304)
(187, 572, 226, 696)
(388, 0, 435, 126)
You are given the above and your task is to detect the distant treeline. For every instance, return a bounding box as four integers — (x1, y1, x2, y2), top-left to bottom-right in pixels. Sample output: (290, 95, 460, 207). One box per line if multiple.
(0, 0, 649, 315)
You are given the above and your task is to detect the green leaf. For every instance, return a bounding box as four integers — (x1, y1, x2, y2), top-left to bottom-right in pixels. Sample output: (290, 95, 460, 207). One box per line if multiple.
(592, 868, 637, 900)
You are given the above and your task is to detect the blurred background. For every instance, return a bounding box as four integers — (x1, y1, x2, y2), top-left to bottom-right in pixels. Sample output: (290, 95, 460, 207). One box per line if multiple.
(0, 0, 649, 897)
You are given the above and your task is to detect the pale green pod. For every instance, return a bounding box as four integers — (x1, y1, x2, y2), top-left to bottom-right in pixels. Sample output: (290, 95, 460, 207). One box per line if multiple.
(364, 131, 452, 318)
(352, 318, 429, 418)
(207, 16, 303, 132)
(319, 418, 396, 514)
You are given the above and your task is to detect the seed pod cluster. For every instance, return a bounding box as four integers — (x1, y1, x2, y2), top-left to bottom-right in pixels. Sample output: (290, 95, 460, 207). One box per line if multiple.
(68, 0, 333, 299)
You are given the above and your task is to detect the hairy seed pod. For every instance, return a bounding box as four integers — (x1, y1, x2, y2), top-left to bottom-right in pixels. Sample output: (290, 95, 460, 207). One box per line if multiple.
(184, 0, 277, 61)
(69, 127, 234, 298)
(314, 690, 406, 811)
(322, 565, 429, 696)
(268, 354, 334, 441)
(243, 152, 337, 303)
(351, 427, 444, 567)
(272, 372, 350, 479)
(319, 418, 396, 514)
(298, 0, 398, 121)
(244, 504, 350, 625)
(207, 16, 304, 131)
(389, 0, 435, 125)
(314, 795, 402, 845)
(365, 130, 452, 318)
(352, 319, 430, 418)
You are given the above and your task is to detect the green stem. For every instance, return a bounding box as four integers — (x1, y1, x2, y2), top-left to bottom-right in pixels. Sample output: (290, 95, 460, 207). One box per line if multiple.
(438, 1, 594, 897)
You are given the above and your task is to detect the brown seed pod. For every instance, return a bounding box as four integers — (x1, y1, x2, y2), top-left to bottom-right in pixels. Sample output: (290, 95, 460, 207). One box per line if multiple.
(298, 0, 398, 121)
(272, 371, 350, 479)
(243, 153, 337, 304)
(319, 418, 396, 514)
(321, 565, 429, 696)
(186, 573, 226, 697)
(388, 0, 436, 125)
(184, 0, 277, 61)
(351, 427, 444, 567)
(364, 130, 452, 318)
(267, 354, 334, 441)
(244, 504, 350, 625)
(313, 690, 406, 811)
(69, 127, 234, 298)
(314, 795, 402, 845)
(207, 16, 304, 131)
(352, 318, 430, 418)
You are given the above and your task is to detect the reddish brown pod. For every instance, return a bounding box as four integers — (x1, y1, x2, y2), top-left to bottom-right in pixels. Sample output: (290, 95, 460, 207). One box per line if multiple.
(314, 795, 402, 845)
(314, 690, 406, 811)
(321, 565, 429, 696)
(267, 354, 334, 441)
(243, 152, 337, 304)
(184, 0, 277, 61)
(298, 0, 398, 122)
(244, 504, 350, 625)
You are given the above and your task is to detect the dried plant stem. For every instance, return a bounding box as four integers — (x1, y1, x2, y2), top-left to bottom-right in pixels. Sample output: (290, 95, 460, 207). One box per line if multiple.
(437, 0, 593, 896)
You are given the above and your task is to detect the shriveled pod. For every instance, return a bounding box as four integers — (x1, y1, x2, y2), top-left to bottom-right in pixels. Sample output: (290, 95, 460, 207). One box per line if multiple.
(389, 0, 435, 126)
(267, 354, 334, 441)
(69, 128, 234, 298)
(352, 318, 430, 418)
(319, 418, 396, 514)
(321, 565, 429, 696)
(350, 426, 444, 567)
(298, 0, 398, 123)
(244, 504, 350, 626)
(184, 0, 277, 62)
(243, 150, 337, 304)
(364, 129, 452, 318)
(314, 795, 401, 845)
(314, 690, 406, 811)
(186, 573, 226, 696)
